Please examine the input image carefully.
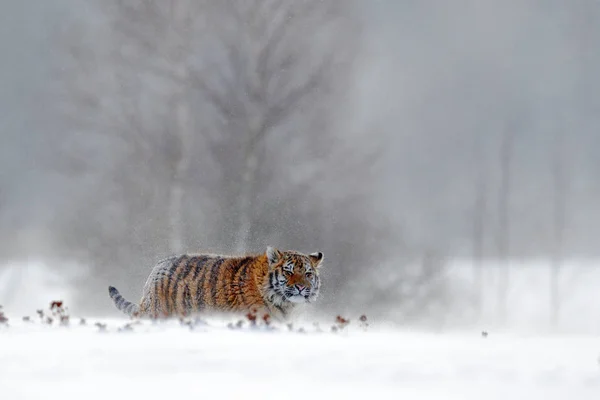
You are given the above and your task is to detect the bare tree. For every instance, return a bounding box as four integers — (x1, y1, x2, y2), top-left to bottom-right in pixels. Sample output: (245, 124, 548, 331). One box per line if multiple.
(103, 1, 206, 254)
(193, 0, 359, 253)
(57, 1, 209, 255)
(55, 0, 377, 312)
(550, 126, 568, 327)
(52, 1, 211, 309)
(497, 126, 514, 324)
(472, 133, 487, 319)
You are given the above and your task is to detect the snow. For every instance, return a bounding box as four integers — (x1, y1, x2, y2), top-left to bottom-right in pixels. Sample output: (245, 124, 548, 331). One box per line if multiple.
(1, 317, 600, 400)
(2, 258, 600, 399)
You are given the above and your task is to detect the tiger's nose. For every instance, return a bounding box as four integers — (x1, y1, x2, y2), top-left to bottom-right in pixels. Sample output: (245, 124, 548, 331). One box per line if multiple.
(295, 284, 305, 292)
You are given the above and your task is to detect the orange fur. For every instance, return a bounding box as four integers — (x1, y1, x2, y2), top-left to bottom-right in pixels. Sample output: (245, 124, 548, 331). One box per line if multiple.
(109, 247, 323, 320)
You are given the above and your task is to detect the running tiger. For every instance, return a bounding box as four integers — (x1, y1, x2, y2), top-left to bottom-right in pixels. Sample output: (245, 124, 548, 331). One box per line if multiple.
(108, 246, 323, 320)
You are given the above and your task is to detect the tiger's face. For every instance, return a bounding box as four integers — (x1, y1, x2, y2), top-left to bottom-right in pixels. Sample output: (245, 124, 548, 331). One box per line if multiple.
(266, 246, 323, 305)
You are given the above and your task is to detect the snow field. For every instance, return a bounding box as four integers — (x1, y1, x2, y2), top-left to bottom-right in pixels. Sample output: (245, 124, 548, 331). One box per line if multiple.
(1, 317, 599, 400)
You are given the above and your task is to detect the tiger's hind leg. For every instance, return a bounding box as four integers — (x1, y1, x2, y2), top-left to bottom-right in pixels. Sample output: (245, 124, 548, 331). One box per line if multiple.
(139, 286, 167, 319)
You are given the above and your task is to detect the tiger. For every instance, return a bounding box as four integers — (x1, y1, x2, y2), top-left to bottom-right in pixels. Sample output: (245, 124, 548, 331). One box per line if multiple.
(108, 246, 323, 320)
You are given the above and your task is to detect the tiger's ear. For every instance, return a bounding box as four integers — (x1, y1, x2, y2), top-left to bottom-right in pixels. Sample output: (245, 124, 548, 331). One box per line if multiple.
(309, 252, 324, 267)
(266, 246, 282, 266)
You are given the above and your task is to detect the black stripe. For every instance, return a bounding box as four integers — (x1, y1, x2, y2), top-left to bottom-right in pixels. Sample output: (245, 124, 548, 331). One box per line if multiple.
(188, 256, 208, 311)
(237, 258, 252, 305)
(209, 258, 225, 306)
(191, 256, 209, 281)
(271, 270, 283, 295)
(163, 258, 180, 315)
(176, 256, 199, 314)
(224, 259, 244, 309)
(171, 256, 190, 308)
(152, 279, 159, 318)
(169, 256, 189, 313)
(160, 264, 172, 315)
(179, 257, 195, 283)
(269, 271, 276, 289)
(237, 258, 252, 290)
(195, 258, 215, 310)
(183, 285, 191, 313)
(274, 304, 286, 318)
(231, 259, 246, 293)
(155, 256, 176, 317)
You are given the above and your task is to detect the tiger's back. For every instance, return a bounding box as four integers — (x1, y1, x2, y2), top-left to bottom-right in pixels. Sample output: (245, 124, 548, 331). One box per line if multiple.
(139, 254, 268, 318)
(108, 247, 324, 319)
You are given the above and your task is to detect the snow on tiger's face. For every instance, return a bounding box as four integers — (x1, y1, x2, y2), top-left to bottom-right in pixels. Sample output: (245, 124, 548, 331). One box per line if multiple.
(266, 247, 323, 305)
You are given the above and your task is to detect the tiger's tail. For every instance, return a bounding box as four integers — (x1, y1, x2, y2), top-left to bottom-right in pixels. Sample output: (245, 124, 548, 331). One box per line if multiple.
(108, 286, 140, 317)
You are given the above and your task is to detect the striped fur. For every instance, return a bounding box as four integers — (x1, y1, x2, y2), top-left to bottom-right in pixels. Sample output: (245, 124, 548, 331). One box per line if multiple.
(108, 286, 140, 316)
(108, 247, 324, 320)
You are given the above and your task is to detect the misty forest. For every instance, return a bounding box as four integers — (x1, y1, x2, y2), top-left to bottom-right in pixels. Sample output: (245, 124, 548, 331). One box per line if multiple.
(1, 0, 600, 331)
(4, 2, 600, 399)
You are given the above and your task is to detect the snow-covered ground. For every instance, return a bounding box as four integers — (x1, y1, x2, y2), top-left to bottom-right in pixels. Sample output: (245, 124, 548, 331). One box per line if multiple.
(1, 316, 599, 400)
(2, 259, 600, 399)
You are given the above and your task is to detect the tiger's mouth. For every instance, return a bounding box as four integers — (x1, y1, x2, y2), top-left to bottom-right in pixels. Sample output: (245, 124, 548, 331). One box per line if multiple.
(273, 282, 318, 305)
(287, 294, 310, 303)
(284, 290, 315, 304)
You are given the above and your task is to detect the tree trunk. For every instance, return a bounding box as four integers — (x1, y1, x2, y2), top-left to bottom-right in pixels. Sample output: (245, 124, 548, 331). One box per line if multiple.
(166, 2, 193, 255)
(168, 172, 185, 254)
(473, 140, 486, 320)
(497, 130, 513, 324)
(168, 72, 191, 252)
(551, 129, 566, 327)
(167, 97, 191, 254)
(235, 143, 260, 254)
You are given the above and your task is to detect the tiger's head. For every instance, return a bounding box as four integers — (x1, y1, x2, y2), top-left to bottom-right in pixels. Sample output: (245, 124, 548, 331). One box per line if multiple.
(265, 246, 324, 306)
